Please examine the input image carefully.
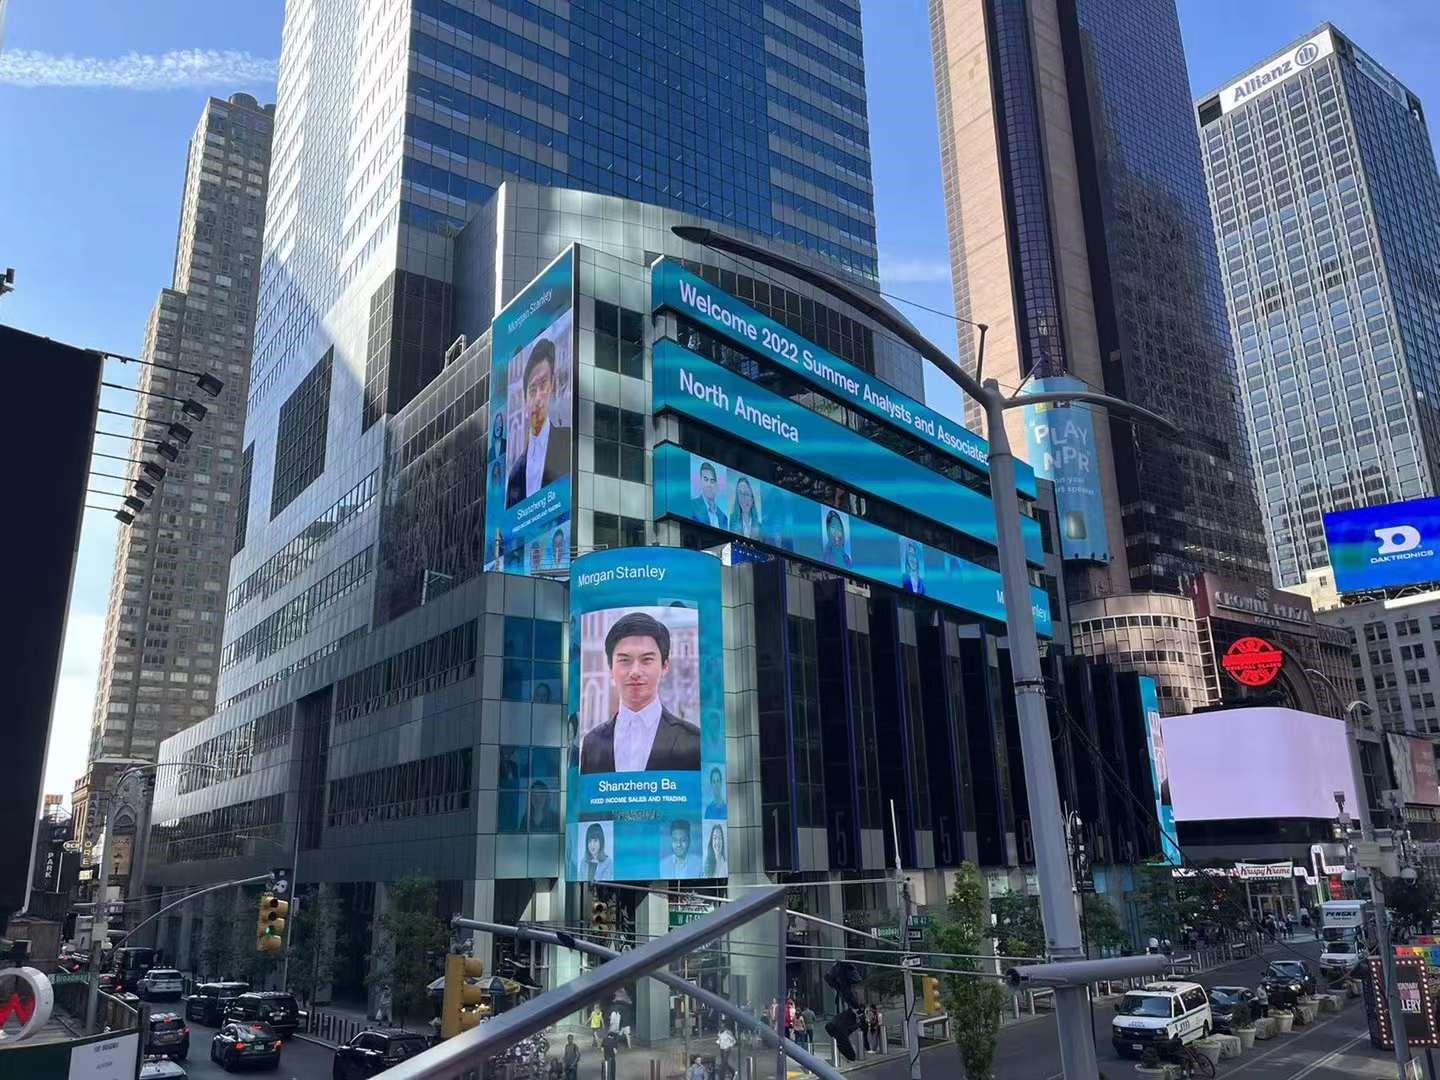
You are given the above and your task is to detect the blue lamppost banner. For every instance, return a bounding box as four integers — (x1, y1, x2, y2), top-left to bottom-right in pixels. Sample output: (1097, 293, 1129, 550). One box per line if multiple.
(567, 547, 728, 882)
(1022, 375, 1112, 564)
(484, 247, 576, 576)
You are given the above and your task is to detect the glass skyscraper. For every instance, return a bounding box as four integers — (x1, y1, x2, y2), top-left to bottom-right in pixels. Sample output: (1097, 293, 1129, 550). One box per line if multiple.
(1197, 24, 1440, 586)
(224, 0, 878, 707)
(930, 0, 1270, 598)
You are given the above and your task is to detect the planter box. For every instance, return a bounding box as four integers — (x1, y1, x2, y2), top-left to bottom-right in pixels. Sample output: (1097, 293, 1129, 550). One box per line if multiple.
(1134, 1066, 1173, 1079)
(1192, 1038, 1223, 1066)
(1275, 1012, 1294, 1034)
(1294, 1002, 1318, 1026)
(1253, 1016, 1278, 1040)
(1234, 1028, 1256, 1052)
(1318, 994, 1342, 1013)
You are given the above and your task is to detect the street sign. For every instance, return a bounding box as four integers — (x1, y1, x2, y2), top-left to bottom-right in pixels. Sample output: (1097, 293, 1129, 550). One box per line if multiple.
(901, 955, 922, 969)
(907, 928, 924, 943)
(909, 914, 934, 929)
(1352, 841, 1382, 869)
(102, 902, 124, 916)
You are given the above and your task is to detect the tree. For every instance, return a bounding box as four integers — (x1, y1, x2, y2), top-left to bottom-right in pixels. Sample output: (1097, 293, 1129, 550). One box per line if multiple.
(989, 892, 1045, 960)
(1080, 894, 1131, 955)
(1132, 865, 1182, 944)
(933, 864, 1010, 1080)
(367, 875, 450, 1027)
(1382, 874, 1439, 935)
(287, 885, 350, 1008)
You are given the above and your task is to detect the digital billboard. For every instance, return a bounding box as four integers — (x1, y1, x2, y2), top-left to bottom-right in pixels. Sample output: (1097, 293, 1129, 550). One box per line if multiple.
(1139, 677, 1180, 864)
(651, 259, 1037, 498)
(567, 547, 727, 882)
(484, 247, 575, 575)
(653, 443, 1053, 636)
(1324, 496, 1440, 593)
(1161, 708, 1357, 821)
(652, 341, 1044, 565)
(1388, 733, 1440, 807)
(1022, 376, 1111, 564)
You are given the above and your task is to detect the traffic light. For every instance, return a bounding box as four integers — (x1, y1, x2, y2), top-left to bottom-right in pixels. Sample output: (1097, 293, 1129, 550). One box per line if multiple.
(441, 953, 487, 1038)
(921, 976, 941, 1015)
(257, 892, 289, 955)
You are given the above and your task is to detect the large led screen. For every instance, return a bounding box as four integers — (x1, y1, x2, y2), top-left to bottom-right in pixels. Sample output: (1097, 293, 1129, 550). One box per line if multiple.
(484, 247, 575, 575)
(567, 547, 727, 882)
(1140, 677, 1180, 864)
(1324, 497, 1440, 593)
(1161, 708, 1357, 821)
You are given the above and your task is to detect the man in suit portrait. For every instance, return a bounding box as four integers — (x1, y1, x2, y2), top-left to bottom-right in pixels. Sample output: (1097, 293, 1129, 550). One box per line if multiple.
(580, 612, 701, 774)
(689, 461, 728, 529)
(506, 337, 570, 506)
(661, 819, 702, 878)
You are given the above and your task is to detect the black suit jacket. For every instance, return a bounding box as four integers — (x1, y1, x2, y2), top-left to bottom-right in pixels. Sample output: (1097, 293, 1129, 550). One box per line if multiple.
(580, 707, 701, 774)
(506, 426, 571, 506)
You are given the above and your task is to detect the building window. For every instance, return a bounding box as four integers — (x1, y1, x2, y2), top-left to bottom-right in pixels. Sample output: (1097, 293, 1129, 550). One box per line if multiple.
(593, 301, 644, 378)
(496, 746, 561, 833)
(326, 748, 472, 827)
(593, 404, 645, 482)
(592, 511, 646, 551)
(271, 349, 333, 517)
(500, 616, 563, 702)
(233, 443, 253, 555)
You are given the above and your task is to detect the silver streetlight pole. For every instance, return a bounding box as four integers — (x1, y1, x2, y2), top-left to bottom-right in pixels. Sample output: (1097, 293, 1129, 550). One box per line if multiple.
(84, 761, 222, 1032)
(672, 226, 1179, 1079)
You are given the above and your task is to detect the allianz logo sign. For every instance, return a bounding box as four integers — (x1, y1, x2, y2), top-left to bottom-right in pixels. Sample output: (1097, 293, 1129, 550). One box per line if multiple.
(1230, 39, 1323, 106)
(1372, 524, 1435, 564)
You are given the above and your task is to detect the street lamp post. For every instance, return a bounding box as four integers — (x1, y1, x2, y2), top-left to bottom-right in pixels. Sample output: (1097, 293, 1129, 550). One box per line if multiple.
(671, 226, 1179, 1079)
(84, 761, 222, 1032)
(1305, 667, 1411, 1072)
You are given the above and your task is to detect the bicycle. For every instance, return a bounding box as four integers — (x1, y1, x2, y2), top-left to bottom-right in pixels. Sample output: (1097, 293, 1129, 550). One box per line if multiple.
(1166, 1041, 1216, 1079)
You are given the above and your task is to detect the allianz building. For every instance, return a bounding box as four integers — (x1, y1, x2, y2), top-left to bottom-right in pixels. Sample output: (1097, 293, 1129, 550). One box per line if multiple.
(145, 183, 1163, 1027)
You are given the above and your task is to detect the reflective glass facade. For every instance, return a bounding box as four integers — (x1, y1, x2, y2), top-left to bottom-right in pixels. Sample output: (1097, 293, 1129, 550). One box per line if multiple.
(228, 0, 878, 709)
(1198, 25, 1440, 585)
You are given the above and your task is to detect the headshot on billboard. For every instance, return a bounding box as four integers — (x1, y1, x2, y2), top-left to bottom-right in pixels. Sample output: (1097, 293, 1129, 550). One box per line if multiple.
(485, 247, 575, 575)
(1325, 496, 1440, 593)
(568, 548, 725, 882)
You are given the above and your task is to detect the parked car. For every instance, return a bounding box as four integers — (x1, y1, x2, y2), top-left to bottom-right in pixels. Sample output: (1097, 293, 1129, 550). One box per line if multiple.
(1110, 981, 1212, 1059)
(186, 982, 250, 1026)
(1319, 939, 1368, 980)
(332, 1028, 430, 1080)
(224, 991, 304, 1038)
(1261, 960, 1317, 1007)
(145, 1012, 191, 1061)
(210, 1020, 283, 1072)
(1206, 985, 1261, 1033)
(139, 1057, 188, 1080)
(137, 968, 186, 1002)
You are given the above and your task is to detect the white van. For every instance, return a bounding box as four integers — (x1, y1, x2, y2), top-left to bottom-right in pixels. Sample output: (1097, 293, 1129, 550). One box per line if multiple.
(1111, 981, 1213, 1058)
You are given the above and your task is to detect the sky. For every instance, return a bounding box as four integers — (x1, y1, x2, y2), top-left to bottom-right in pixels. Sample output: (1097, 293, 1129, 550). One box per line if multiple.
(3, 2, 1438, 804)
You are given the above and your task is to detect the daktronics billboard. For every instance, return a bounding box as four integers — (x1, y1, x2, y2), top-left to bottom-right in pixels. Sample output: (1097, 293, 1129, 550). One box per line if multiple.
(1325, 497, 1440, 593)
(1161, 708, 1357, 821)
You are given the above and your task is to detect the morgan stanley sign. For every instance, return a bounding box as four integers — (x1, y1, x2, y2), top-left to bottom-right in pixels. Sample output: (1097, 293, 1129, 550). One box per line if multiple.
(1220, 28, 1334, 114)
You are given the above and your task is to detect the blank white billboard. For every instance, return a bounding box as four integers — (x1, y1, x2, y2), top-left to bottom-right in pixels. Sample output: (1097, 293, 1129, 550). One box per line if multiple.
(1161, 708, 1358, 821)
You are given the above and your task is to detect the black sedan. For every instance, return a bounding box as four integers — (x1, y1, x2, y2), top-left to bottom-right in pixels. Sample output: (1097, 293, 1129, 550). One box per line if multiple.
(332, 1029, 430, 1079)
(210, 1021, 283, 1072)
(1260, 961, 1317, 1008)
(144, 1012, 191, 1061)
(1207, 985, 1261, 1032)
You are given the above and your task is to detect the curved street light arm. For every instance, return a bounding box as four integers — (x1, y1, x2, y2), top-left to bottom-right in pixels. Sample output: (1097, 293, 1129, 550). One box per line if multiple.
(998, 389, 1181, 436)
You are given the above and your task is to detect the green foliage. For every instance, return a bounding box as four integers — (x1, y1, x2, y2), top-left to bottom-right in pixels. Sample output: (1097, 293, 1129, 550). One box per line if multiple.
(199, 887, 278, 987)
(1382, 873, 1439, 935)
(1230, 1001, 1252, 1029)
(989, 892, 1045, 959)
(933, 864, 1010, 1080)
(1080, 893, 1131, 955)
(860, 937, 906, 1002)
(1141, 1044, 1161, 1068)
(367, 875, 450, 1027)
(1133, 865, 1182, 943)
(287, 886, 350, 1007)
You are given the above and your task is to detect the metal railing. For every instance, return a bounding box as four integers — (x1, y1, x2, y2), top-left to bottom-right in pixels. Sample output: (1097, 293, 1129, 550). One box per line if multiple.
(382, 885, 840, 1080)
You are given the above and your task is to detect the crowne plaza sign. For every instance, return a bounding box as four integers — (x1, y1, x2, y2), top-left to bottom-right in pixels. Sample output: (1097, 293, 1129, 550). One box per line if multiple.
(1219, 29, 1334, 114)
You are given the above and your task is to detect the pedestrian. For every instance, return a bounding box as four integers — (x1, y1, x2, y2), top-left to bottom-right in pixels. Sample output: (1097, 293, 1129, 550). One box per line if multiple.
(801, 1004, 817, 1051)
(687, 1056, 707, 1080)
(602, 1030, 620, 1080)
(785, 995, 796, 1039)
(377, 984, 393, 1026)
(717, 1024, 736, 1078)
(609, 1006, 621, 1036)
(866, 1005, 881, 1053)
(766, 997, 780, 1029)
(589, 1004, 604, 1048)
(792, 1010, 807, 1052)
(563, 1034, 580, 1080)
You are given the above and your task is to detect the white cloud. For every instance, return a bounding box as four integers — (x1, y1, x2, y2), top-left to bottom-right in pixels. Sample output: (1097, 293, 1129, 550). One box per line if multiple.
(0, 48, 276, 90)
(879, 256, 954, 286)
(42, 612, 105, 802)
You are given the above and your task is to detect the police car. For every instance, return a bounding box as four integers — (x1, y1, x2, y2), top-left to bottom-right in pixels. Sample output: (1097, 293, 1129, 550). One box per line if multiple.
(1111, 981, 1212, 1058)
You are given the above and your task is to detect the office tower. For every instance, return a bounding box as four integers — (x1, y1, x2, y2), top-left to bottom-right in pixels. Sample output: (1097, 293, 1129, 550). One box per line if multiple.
(1197, 25, 1440, 587)
(222, 0, 878, 707)
(929, 0, 1270, 597)
(86, 94, 274, 765)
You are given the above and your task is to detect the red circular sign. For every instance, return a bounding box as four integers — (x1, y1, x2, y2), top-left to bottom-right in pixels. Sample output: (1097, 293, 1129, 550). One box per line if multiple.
(1222, 636, 1284, 687)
